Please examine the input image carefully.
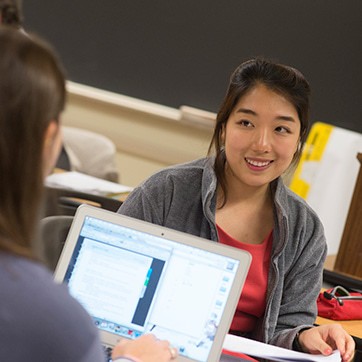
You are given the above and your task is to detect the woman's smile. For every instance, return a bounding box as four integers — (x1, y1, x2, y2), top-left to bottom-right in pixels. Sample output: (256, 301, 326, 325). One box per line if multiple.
(245, 157, 273, 170)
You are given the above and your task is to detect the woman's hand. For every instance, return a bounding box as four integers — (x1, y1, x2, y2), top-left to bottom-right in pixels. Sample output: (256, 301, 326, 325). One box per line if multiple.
(298, 325, 355, 362)
(112, 333, 178, 362)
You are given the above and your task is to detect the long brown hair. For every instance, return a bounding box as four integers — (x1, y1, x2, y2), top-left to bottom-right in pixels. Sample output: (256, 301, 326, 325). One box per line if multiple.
(208, 58, 311, 205)
(0, 28, 66, 257)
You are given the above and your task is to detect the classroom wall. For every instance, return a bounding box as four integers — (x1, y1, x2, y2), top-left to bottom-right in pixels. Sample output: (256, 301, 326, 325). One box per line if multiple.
(23, 1, 361, 188)
(24, 1, 362, 135)
(63, 82, 213, 187)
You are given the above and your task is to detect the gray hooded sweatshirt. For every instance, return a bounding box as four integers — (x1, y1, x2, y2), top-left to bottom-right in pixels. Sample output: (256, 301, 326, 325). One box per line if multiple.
(118, 157, 327, 350)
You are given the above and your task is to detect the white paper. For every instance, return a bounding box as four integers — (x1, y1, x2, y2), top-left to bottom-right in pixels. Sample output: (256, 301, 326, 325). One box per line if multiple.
(45, 171, 133, 196)
(223, 334, 341, 362)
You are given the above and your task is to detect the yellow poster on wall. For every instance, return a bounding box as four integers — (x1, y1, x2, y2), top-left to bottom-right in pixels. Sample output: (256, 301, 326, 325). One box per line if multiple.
(289, 122, 362, 255)
(290, 122, 334, 198)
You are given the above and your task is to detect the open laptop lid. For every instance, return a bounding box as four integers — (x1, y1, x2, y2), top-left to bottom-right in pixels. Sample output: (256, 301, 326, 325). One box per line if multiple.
(54, 204, 251, 362)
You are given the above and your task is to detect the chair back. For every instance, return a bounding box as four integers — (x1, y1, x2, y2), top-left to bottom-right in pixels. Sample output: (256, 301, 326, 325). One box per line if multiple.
(34, 215, 74, 271)
(43, 186, 123, 217)
(61, 126, 119, 182)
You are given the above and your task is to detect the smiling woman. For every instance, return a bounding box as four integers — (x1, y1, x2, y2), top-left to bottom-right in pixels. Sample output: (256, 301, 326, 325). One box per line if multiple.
(118, 58, 355, 361)
(221, 84, 301, 195)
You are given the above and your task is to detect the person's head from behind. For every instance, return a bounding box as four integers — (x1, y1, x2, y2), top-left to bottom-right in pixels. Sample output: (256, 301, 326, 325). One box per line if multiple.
(0, 27, 66, 256)
(209, 57, 310, 202)
(0, 0, 22, 28)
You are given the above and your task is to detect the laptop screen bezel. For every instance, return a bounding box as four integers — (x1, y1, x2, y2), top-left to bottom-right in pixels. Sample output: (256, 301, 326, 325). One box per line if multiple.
(54, 204, 251, 362)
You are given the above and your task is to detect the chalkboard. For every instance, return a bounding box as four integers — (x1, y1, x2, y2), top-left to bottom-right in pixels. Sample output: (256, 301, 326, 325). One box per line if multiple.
(23, 0, 362, 133)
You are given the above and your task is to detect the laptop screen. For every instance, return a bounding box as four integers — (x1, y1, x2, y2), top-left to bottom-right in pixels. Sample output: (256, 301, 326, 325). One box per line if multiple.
(55, 206, 251, 362)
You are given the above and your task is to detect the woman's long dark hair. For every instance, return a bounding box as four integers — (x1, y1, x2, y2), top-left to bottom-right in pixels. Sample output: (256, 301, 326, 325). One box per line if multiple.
(0, 28, 66, 257)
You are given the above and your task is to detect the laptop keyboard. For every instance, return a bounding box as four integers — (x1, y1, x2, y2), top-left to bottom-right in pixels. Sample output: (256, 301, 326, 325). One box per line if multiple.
(103, 345, 113, 362)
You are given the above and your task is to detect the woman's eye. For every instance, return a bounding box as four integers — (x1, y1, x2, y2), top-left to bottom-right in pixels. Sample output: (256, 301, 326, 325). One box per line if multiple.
(239, 120, 253, 127)
(275, 126, 290, 134)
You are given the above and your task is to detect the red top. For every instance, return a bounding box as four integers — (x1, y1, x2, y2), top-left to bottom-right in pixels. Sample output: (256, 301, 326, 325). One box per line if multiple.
(217, 225, 273, 333)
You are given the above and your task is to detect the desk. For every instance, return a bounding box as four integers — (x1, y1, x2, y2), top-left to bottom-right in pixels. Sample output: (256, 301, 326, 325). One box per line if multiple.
(47, 170, 132, 210)
(316, 288, 362, 339)
(317, 319, 362, 362)
(315, 290, 362, 362)
(315, 316, 362, 339)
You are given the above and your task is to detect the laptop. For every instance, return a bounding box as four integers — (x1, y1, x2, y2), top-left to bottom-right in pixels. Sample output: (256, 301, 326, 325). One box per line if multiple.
(54, 204, 251, 362)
